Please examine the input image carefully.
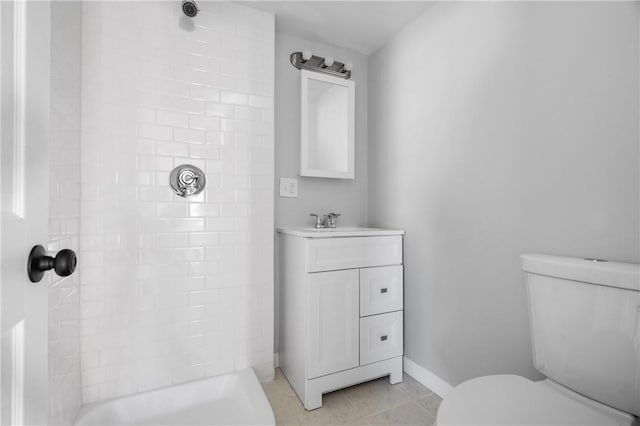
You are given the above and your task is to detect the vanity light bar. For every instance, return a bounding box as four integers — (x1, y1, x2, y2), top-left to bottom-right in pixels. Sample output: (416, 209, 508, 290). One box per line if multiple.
(290, 51, 352, 80)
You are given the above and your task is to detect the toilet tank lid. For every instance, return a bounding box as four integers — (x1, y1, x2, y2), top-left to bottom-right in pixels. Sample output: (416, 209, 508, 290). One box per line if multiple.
(521, 254, 639, 292)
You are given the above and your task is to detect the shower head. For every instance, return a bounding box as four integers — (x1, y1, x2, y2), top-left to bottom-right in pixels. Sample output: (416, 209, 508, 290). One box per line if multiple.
(182, 0, 198, 17)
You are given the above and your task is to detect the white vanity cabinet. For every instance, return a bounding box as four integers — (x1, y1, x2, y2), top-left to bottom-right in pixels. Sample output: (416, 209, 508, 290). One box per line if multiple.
(278, 227, 405, 410)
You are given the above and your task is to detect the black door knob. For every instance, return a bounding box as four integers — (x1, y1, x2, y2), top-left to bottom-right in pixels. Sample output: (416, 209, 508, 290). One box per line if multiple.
(28, 245, 77, 283)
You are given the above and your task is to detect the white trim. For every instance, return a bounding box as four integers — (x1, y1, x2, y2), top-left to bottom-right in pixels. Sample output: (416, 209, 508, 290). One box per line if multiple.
(12, 0, 26, 218)
(274, 352, 280, 368)
(0, 3, 3, 418)
(11, 321, 24, 426)
(403, 356, 453, 399)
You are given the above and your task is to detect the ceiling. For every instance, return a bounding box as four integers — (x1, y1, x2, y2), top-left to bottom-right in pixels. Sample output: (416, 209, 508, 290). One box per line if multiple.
(241, 1, 436, 55)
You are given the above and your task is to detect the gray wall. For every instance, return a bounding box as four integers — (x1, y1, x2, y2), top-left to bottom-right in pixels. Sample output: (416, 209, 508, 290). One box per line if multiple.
(368, 2, 640, 386)
(275, 33, 368, 228)
(274, 33, 369, 352)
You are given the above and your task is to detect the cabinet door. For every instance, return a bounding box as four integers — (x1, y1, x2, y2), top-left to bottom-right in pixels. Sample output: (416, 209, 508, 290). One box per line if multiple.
(307, 269, 359, 379)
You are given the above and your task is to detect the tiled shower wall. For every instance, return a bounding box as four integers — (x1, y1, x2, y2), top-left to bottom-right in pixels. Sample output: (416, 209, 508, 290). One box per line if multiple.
(49, 2, 82, 424)
(79, 2, 275, 402)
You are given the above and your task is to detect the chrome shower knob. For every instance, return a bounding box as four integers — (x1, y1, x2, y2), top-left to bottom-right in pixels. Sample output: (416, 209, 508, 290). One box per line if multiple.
(170, 164, 206, 198)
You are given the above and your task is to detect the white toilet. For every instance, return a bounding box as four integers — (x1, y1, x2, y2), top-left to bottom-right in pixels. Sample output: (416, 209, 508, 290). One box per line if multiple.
(437, 254, 639, 426)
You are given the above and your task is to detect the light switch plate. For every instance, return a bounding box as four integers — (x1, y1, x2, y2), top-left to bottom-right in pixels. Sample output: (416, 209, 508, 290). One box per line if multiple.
(279, 177, 298, 198)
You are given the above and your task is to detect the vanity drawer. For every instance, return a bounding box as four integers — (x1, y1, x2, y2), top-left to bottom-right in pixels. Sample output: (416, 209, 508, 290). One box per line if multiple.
(360, 311, 403, 366)
(360, 265, 403, 316)
(305, 236, 402, 272)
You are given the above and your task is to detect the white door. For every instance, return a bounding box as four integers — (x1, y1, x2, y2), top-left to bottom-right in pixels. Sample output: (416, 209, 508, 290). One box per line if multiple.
(307, 269, 359, 379)
(1, 0, 51, 424)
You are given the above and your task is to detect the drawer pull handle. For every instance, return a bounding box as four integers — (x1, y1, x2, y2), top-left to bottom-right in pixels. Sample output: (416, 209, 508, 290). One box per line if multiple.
(380, 335, 388, 341)
(380, 288, 388, 294)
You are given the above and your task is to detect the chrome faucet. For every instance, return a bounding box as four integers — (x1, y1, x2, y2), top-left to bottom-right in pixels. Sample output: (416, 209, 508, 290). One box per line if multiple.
(309, 212, 341, 229)
(309, 213, 324, 229)
(326, 212, 341, 228)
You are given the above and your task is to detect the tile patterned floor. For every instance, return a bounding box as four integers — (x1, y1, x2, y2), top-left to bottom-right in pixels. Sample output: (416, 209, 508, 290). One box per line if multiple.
(262, 369, 442, 425)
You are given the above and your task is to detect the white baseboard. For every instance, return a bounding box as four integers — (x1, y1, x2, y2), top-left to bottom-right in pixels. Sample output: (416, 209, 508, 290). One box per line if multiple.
(403, 356, 453, 399)
(274, 352, 280, 368)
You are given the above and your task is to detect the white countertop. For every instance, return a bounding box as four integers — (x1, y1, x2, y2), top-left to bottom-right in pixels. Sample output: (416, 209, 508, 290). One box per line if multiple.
(277, 227, 405, 238)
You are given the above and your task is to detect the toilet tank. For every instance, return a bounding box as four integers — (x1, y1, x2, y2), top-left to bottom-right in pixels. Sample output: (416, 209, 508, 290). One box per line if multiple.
(522, 254, 640, 416)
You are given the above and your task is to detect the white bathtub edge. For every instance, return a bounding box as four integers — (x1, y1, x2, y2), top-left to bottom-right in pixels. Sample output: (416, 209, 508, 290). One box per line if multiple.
(74, 368, 275, 426)
(253, 361, 275, 383)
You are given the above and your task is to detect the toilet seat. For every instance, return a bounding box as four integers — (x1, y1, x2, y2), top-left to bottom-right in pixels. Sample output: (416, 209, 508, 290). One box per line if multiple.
(436, 375, 635, 426)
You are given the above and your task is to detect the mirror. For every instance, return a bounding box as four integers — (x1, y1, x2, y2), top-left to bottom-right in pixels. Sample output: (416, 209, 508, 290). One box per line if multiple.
(300, 70, 355, 179)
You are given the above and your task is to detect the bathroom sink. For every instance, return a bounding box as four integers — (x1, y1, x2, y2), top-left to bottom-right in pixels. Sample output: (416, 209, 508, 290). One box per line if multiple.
(277, 227, 404, 238)
(304, 227, 376, 232)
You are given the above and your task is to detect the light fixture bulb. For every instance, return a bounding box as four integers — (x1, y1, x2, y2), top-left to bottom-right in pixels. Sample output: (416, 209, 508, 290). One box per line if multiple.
(302, 49, 312, 61)
(344, 62, 353, 72)
(324, 56, 334, 67)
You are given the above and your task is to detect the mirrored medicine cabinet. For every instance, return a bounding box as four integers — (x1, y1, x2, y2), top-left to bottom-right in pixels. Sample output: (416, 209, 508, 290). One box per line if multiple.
(300, 70, 355, 179)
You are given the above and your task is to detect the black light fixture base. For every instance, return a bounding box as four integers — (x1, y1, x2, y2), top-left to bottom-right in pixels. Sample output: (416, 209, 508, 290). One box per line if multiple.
(290, 52, 352, 79)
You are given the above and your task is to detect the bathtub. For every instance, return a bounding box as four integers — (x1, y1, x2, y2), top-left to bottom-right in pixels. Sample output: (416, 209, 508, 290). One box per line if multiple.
(74, 368, 275, 425)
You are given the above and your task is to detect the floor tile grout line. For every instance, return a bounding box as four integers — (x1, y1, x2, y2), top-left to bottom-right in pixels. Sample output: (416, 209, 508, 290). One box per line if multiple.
(409, 399, 436, 419)
(366, 400, 436, 426)
(344, 384, 415, 418)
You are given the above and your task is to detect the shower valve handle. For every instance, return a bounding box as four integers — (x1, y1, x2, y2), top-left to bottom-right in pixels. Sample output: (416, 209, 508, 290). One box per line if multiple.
(27, 245, 77, 283)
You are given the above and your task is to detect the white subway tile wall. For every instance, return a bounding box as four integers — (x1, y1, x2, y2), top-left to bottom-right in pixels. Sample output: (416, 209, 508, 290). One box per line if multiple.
(79, 2, 275, 403)
(49, 2, 83, 424)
